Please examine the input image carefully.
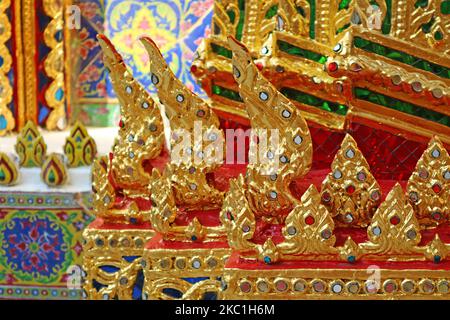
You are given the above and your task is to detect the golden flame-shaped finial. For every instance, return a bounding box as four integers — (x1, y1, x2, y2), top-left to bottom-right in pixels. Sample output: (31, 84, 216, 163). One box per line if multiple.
(320, 134, 382, 228)
(148, 168, 177, 234)
(424, 234, 448, 263)
(407, 136, 450, 228)
(92, 155, 116, 216)
(41, 153, 68, 187)
(220, 174, 256, 251)
(64, 121, 97, 167)
(98, 34, 166, 198)
(363, 183, 421, 256)
(0, 152, 20, 186)
(228, 36, 313, 220)
(140, 36, 224, 210)
(279, 185, 337, 255)
(15, 121, 47, 167)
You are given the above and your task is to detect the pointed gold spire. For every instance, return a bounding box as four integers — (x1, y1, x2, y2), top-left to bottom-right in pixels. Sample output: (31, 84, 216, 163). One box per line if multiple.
(279, 185, 337, 255)
(320, 134, 381, 228)
(148, 168, 177, 234)
(140, 36, 224, 210)
(97, 34, 165, 197)
(228, 35, 313, 220)
(220, 174, 256, 251)
(407, 136, 450, 228)
(362, 183, 421, 256)
(91, 155, 116, 217)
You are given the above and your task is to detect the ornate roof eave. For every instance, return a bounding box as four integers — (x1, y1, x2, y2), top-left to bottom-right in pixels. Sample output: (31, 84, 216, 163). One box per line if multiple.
(329, 26, 450, 98)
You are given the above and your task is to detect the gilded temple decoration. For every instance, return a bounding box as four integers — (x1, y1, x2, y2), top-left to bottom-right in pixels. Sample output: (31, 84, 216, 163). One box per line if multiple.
(0, 152, 20, 186)
(407, 136, 450, 227)
(83, 1, 450, 300)
(194, 0, 450, 146)
(15, 121, 47, 167)
(212, 0, 278, 53)
(64, 121, 97, 167)
(42, 0, 67, 130)
(277, 0, 310, 37)
(98, 35, 165, 198)
(148, 169, 178, 235)
(320, 134, 382, 228)
(0, 0, 14, 136)
(141, 36, 224, 211)
(220, 175, 256, 251)
(362, 183, 422, 258)
(41, 153, 68, 187)
(279, 185, 337, 256)
(392, 0, 449, 54)
(228, 36, 312, 220)
(91, 155, 116, 217)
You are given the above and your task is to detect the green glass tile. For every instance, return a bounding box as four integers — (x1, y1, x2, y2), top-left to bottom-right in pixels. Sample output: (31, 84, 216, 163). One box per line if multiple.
(281, 87, 349, 116)
(339, 0, 351, 10)
(353, 36, 450, 79)
(421, 17, 435, 34)
(296, 6, 306, 17)
(415, 0, 428, 8)
(355, 87, 450, 127)
(336, 23, 351, 35)
(442, 0, 450, 14)
(434, 31, 443, 40)
(211, 43, 232, 59)
(212, 85, 243, 102)
(236, 0, 245, 40)
(277, 40, 327, 64)
(308, 0, 316, 39)
(227, 10, 236, 24)
(265, 5, 278, 19)
(382, 0, 392, 34)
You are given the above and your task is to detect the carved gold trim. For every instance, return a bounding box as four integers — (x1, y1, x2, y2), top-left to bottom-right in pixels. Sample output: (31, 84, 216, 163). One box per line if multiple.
(0, 0, 14, 136)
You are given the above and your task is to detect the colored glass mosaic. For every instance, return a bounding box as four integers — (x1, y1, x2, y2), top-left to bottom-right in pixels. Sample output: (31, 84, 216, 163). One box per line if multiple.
(354, 87, 450, 127)
(353, 36, 450, 79)
(281, 87, 349, 116)
(277, 40, 327, 64)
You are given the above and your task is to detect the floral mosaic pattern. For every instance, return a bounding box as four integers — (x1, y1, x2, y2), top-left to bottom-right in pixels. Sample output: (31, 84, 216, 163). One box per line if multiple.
(0, 192, 93, 299)
(0, 211, 72, 282)
(72, 0, 212, 126)
(105, 0, 212, 95)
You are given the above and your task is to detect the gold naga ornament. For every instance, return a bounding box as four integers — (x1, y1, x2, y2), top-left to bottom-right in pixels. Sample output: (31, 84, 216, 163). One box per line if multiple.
(64, 121, 97, 167)
(320, 134, 382, 228)
(83, 34, 166, 300)
(41, 153, 68, 187)
(407, 136, 450, 228)
(221, 36, 314, 262)
(226, 36, 312, 221)
(138, 36, 233, 300)
(15, 121, 47, 167)
(91, 35, 166, 223)
(141, 36, 225, 212)
(0, 152, 20, 186)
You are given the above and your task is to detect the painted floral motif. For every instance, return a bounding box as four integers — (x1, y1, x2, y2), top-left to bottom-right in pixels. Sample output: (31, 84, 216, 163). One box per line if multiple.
(73, 0, 212, 126)
(106, 0, 212, 95)
(0, 209, 92, 284)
